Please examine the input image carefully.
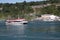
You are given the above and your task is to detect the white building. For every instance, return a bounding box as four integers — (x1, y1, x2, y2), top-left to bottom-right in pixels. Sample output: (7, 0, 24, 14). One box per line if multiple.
(34, 14, 60, 21)
(41, 14, 60, 21)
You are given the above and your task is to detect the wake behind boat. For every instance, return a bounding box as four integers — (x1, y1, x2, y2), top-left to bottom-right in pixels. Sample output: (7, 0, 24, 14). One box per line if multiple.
(5, 18, 28, 25)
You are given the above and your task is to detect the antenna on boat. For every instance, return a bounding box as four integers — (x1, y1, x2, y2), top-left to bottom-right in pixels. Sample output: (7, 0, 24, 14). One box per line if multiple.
(18, 14, 20, 19)
(7, 15, 11, 20)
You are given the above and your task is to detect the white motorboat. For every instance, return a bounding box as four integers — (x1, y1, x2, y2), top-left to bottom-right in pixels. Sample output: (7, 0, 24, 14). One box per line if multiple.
(5, 18, 28, 25)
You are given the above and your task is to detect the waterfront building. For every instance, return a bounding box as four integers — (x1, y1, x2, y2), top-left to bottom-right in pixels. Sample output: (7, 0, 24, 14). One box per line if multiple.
(33, 14, 60, 21)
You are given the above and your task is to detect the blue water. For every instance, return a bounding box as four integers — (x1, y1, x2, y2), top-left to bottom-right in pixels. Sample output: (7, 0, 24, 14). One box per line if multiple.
(0, 21, 60, 40)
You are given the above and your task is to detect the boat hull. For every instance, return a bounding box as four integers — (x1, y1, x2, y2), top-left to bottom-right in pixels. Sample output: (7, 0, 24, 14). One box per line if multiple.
(5, 21, 28, 25)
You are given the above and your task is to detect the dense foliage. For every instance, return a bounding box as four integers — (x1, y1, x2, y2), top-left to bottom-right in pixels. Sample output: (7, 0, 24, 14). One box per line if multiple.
(0, 0, 60, 20)
(0, 1, 34, 19)
(40, 5, 60, 16)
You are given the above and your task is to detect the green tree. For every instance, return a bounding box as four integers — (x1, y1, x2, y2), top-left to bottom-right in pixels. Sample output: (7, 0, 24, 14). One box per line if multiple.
(40, 5, 59, 16)
(46, 0, 60, 3)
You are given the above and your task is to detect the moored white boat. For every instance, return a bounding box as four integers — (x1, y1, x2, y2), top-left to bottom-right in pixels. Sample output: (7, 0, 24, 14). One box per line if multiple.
(5, 18, 28, 25)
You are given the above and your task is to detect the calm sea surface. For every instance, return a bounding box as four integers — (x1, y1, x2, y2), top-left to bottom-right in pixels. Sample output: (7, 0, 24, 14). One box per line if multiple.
(0, 21, 60, 40)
